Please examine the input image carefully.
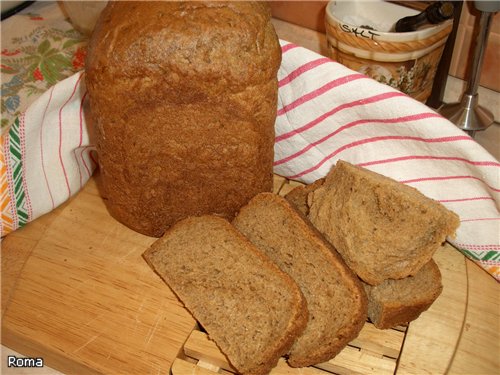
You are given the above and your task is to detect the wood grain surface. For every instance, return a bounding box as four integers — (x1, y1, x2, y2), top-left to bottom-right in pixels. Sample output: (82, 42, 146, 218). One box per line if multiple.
(2, 176, 196, 374)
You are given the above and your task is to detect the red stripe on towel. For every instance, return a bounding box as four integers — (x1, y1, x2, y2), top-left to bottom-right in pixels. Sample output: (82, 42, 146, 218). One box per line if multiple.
(439, 196, 495, 203)
(275, 114, 448, 166)
(81, 146, 93, 178)
(282, 135, 471, 179)
(89, 148, 98, 169)
(281, 43, 299, 54)
(78, 91, 86, 146)
(277, 73, 367, 116)
(73, 146, 83, 189)
(401, 175, 500, 192)
(40, 86, 55, 209)
(58, 72, 84, 198)
(75, 90, 88, 188)
(276, 91, 407, 142)
(460, 217, 500, 222)
(79, 94, 95, 179)
(278, 57, 332, 87)
(357, 155, 500, 168)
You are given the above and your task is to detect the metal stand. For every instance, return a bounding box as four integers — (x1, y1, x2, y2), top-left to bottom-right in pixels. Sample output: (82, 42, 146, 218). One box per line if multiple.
(438, 1, 499, 138)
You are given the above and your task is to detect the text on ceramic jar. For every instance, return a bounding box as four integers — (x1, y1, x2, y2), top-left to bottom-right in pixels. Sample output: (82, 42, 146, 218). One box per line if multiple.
(340, 24, 380, 40)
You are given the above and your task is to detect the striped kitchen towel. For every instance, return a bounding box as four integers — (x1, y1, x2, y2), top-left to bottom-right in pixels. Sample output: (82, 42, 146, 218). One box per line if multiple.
(1, 41, 499, 281)
(1, 72, 96, 235)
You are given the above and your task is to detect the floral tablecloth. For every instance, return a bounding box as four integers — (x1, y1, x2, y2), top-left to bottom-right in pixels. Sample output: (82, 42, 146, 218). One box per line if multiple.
(1, 1, 87, 131)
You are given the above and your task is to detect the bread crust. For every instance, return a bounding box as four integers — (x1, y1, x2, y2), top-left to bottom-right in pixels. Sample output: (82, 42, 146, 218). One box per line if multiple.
(364, 259, 443, 329)
(85, 2, 281, 237)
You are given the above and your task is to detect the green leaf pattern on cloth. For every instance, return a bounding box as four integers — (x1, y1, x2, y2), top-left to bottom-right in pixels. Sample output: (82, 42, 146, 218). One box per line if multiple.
(1, 10, 88, 132)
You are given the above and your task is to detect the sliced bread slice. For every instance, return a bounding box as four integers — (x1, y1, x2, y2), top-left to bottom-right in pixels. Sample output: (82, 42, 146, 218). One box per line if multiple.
(308, 160, 460, 285)
(364, 259, 443, 329)
(143, 215, 308, 375)
(232, 193, 367, 368)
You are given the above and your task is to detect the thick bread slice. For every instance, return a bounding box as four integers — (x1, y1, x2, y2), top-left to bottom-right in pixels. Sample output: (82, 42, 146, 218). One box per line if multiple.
(233, 193, 367, 368)
(364, 259, 443, 329)
(143, 215, 308, 375)
(308, 160, 460, 285)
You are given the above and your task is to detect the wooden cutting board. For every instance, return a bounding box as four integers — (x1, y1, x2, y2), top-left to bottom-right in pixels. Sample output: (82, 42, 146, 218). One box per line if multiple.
(2, 173, 499, 374)
(1, 174, 196, 374)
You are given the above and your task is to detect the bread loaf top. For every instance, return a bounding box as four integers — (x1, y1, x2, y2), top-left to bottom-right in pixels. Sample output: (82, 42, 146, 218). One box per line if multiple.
(86, 1, 281, 98)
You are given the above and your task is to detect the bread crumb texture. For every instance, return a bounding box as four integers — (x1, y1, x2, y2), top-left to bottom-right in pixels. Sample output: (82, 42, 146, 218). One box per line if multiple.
(308, 160, 460, 285)
(143, 216, 307, 375)
(233, 193, 367, 367)
(364, 260, 443, 329)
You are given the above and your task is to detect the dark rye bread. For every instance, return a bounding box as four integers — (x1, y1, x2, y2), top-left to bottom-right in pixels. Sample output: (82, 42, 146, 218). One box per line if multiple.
(308, 160, 460, 285)
(143, 215, 308, 375)
(364, 259, 443, 329)
(85, 2, 281, 236)
(233, 193, 367, 367)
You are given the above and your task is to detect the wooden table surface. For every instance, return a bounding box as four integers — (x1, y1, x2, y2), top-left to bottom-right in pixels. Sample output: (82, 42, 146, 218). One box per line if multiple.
(1, 17, 499, 375)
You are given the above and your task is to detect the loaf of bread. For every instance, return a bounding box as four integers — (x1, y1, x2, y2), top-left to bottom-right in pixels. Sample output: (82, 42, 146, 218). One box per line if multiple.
(85, 1, 281, 236)
(308, 160, 460, 285)
(233, 193, 367, 367)
(363, 259, 443, 329)
(143, 215, 308, 375)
